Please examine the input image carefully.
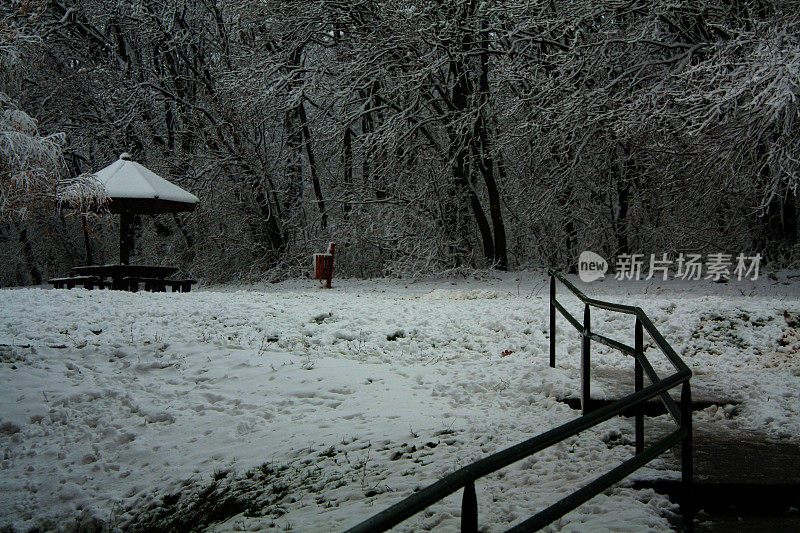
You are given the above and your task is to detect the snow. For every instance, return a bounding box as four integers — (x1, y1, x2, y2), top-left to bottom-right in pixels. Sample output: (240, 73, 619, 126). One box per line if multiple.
(1, 272, 799, 531)
(92, 154, 198, 203)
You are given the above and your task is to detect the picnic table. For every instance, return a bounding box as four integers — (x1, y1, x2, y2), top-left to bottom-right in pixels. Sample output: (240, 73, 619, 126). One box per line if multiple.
(67, 264, 194, 292)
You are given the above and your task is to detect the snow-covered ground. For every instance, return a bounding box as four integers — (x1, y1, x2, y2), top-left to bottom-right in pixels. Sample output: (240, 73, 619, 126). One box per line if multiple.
(1, 271, 799, 532)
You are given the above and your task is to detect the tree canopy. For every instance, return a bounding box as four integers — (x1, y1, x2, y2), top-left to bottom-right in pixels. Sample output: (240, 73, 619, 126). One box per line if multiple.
(1, 0, 798, 284)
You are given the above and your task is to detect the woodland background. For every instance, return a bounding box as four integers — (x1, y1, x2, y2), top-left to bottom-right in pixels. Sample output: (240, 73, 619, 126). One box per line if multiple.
(1, 0, 798, 285)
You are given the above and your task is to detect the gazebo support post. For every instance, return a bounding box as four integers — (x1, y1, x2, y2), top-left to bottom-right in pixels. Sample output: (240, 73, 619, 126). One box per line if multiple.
(81, 214, 94, 265)
(120, 212, 132, 265)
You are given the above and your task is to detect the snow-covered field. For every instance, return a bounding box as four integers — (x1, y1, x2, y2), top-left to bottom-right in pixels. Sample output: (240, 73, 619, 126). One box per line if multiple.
(1, 272, 799, 532)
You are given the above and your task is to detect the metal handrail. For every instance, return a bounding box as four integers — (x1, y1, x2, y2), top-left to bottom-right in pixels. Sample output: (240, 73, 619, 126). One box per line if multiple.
(548, 269, 687, 424)
(345, 271, 693, 532)
(549, 270, 689, 374)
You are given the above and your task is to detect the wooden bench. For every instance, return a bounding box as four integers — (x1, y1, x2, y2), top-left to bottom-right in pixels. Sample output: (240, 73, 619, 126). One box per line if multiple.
(167, 279, 196, 293)
(49, 276, 102, 290)
(124, 277, 166, 292)
(124, 277, 196, 292)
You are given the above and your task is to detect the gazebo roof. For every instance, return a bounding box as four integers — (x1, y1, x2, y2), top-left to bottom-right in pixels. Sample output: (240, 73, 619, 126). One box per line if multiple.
(93, 153, 198, 214)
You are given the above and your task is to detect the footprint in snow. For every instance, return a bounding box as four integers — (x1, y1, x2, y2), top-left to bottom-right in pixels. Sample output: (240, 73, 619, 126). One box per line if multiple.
(202, 392, 226, 403)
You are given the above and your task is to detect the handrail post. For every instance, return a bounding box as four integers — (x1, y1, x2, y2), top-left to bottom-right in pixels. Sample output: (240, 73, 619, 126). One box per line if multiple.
(461, 481, 478, 533)
(681, 381, 694, 531)
(634, 317, 644, 454)
(581, 303, 591, 415)
(550, 274, 556, 368)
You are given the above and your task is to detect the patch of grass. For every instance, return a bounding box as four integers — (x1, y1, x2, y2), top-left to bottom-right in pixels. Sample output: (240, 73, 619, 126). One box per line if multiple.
(162, 493, 180, 507)
(272, 482, 291, 499)
(125, 462, 297, 532)
(127, 481, 248, 532)
(685, 313, 752, 354)
(318, 445, 337, 458)
(783, 310, 800, 329)
(122, 441, 383, 531)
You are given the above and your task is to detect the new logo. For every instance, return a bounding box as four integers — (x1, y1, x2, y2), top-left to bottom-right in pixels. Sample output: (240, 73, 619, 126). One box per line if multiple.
(578, 251, 608, 282)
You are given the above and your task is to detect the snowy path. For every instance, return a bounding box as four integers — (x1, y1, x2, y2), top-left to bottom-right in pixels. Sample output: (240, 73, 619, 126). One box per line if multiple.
(1, 273, 798, 531)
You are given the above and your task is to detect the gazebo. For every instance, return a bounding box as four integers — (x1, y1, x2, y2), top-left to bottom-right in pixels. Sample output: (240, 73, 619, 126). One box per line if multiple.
(50, 153, 199, 291)
(92, 153, 198, 264)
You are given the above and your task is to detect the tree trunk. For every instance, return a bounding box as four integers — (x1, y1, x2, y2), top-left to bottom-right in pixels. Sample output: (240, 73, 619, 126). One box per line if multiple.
(764, 189, 798, 247)
(473, 19, 508, 270)
(296, 99, 327, 229)
(284, 101, 304, 226)
(253, 188, 286, 258)
(342, 126, 353, 219)
(756, 138, 797, 258)
(19, 226, 42, 285)
(444, 8, 495, 267)
(615, 176, 631, 256)
(81, 215, 94, 265)
(360, 80, 387, 200)
(171, 213, 197, 262)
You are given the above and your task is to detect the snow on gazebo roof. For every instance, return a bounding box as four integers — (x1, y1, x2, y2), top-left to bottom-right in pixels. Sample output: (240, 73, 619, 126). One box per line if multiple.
(93, 153, 198, 214)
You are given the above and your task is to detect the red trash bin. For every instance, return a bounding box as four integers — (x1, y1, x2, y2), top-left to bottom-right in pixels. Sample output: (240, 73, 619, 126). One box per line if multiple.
(314, 243, 335, 288)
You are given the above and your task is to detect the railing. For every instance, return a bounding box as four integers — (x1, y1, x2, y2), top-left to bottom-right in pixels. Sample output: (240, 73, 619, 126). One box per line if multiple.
(345, 269, 693, 533)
